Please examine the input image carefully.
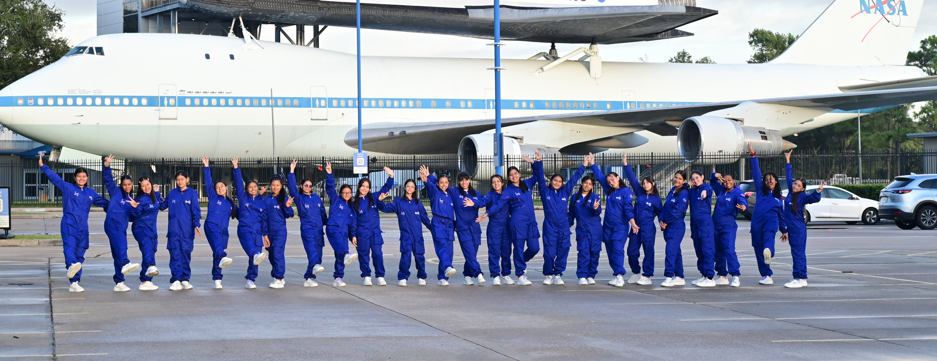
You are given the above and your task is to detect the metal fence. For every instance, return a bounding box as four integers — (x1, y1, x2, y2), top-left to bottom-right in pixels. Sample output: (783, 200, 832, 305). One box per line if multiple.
(3, 151, 935, 207)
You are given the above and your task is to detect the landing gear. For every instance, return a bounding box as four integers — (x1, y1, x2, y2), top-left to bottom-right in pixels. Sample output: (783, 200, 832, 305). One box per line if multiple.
(532, 43, 602, 79)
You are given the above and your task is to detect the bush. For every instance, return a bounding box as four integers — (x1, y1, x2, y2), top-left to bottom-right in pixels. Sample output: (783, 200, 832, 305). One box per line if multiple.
(834, 184, 887, 200)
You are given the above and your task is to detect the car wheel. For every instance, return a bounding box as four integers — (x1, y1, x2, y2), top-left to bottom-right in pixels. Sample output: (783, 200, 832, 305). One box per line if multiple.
(804, 210, 810, 225)
(916, 205, 937, 230)
(862, 208, 878, 225)
(896, 219, 917, 230)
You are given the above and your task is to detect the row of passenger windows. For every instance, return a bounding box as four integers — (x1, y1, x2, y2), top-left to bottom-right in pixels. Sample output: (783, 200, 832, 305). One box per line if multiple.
(183, 98, 300, 107)
(19, 97, 147, 106)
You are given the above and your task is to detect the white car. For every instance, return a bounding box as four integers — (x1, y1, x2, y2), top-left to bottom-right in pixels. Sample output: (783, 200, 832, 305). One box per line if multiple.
(783, 186, 880, 225)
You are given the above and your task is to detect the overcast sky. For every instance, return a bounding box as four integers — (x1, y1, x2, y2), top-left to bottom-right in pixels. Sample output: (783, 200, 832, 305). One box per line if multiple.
(45, 0, 937, 64)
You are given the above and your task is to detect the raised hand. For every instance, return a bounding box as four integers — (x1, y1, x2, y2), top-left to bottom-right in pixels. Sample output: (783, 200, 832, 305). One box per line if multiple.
(736, 203, 746, 211)
(535, 151, 542, 162)
(290, 159, 298, 173)
(593, 199, 600, 210)
(378, 193, 390, 201)
(325, 161, 332, 174)
(38, 152, 44, 167)
(521, 155, 533, 164)
(748, 141, 754, 155)
(285, 197, 294, 207)
(259, 186, 268, 195)
(153, 184, 160, 193)
(588, 152, 594, 166)
(583, 154, 589, 167)
(622, 153, 628, 166)
(715, 173, 723, 182)
(785, 150, 793, 163)
(464, 198, 475, 207)
(201, 155, 209, 167)
(384, 166, 394, 178)
(128, 198, 139, 208)
(231, 157, 239, 168)
(818, 181, 825, 192)
(104, 154, 114, 167)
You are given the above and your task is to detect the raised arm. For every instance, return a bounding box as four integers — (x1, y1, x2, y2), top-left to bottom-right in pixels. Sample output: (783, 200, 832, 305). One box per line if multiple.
(102, 165, 120, 198)
(203, 166, 218, 202)
(156, 191, 169, 211)
(751, 155, 763, 195)
(232, 160, 248, 201)
(785, 164, 794, 193)
(380, 198, 397, 214)
(325, 173, 339, 203)
(624, 164, 640, 193)
(563, 165, 586, 195)
(39, 165, 69, 191)
(523, 160, 543, 191)
(804, 182, 824, 205)
(287, 172, 300, 201)
(378, 167, 395, 194)
(591, 164, 610, 194)
(710, 172, 726, 196)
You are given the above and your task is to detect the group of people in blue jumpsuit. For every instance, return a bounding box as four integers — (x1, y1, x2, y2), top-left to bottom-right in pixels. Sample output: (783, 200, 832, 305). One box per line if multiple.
(43, 145, 821, 292)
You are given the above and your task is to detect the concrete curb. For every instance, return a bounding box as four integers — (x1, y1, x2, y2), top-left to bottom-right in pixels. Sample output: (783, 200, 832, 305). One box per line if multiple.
(12, 214, 58, 219)
(0, 239, 63, 247)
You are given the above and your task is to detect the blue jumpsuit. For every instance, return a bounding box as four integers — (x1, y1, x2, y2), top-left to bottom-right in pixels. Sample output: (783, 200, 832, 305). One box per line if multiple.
(661, 184, 689, 279)
(382, 197, 432, 280)
(570, 191, 603, 279)
(438, 180, 485, 279)
(102, 166, 137, 284)
(166, 186, 201, 283)
(426, 176, 456, 280)
(689, 183, 716, 279)
(479, 191, 512, 278)
(203, 167, 234, 281)
(131, 191, 167, 283)
(624, 166, 662, 277)
(710, 173, 746, 277)
(233, 168, 267, 282)
(354, 177, 394, 278)
(538, 165, 585, 277)
(591, 164, 636, 277)
(783, 163, 821, 280)
(486, 161, 543, 277)
(325, 174, 357, 279)
(40, 165, 107, 283)
(262, 192, 294, 280)
(750, 156, 787, 277)
(288, 173, 328, 280)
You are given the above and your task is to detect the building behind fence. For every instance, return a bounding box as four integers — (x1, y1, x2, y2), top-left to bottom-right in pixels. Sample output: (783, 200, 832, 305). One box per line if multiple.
(2, 151, 936, 207)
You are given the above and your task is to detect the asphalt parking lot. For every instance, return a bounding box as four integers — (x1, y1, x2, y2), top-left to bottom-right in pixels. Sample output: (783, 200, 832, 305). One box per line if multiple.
(2, 212, 937, 360)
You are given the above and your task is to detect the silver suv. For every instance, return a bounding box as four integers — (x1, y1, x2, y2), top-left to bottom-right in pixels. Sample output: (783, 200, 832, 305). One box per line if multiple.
(878, 174, 937, 230)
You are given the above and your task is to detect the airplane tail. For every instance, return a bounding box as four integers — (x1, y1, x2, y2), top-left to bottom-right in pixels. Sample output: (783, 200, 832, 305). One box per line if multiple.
(771, 0, 924, 66)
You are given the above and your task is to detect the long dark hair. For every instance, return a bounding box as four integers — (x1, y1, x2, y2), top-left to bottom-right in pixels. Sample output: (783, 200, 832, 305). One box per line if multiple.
(457, 172, 478, 197)
(339, 184, 354, 205)
(270, 177, 287, 206)
(571, 176, 596, 217)
(246, 180, 260, 198)
(72, 167, 89, 186)
(216, 181, 238, 220)
(791, 178, 807, 214)
(300, 178, 314, 195)
(549, 174, 564, 191)
(400, 179, 419, 201)
(673, 170, 687, 196)
(506, 166, 528, 193)
(353, 178, 373, 211)
(135, 176, 156, 202)
(641, 176, 660, 196)
(762, 172, 783, 199)
(119, 174, 133, 198)
(606, 172, 627, 190)
(490, 174, 504, 193)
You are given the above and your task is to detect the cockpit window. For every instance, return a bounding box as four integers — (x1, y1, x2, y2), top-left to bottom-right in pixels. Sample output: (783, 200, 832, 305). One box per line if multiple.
(65, 46, 87, 56)
(95, 47, 104, 56)
(64, 46, 104, 57)
(87, 47, 95, 55)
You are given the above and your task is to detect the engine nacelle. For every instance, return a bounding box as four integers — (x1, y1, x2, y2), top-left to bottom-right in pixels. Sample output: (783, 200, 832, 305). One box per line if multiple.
(677, 116, 791, 164)
(458, 134, 562, 176)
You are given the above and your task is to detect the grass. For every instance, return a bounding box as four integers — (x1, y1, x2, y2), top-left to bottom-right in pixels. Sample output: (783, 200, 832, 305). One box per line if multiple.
(6, 234, 62, 240)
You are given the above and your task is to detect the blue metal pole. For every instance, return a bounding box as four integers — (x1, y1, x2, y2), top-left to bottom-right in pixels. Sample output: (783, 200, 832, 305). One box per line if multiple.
(357, 0, 363, 153)
(494, 0, 503, 176)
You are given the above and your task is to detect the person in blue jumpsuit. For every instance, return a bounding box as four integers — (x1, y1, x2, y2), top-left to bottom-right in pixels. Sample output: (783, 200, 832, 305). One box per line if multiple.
(379, 179, 432, 287)
(433, 171, 486, 286)
(166, 170, 202, 291)
(477, 153, 543, 286)
(748, 142, 787, 285)
(709, 171, 747, 287)
(622, 153, 662, 286)
(420, 166, 458, 286)
(202, 156, 236, 290)
(231, 157, 268, 290)
(131, 176, 167, 291)
(261, 176, 294, 289)
(660, 170, 689, 287)
(781, 150, 824, 289)
(353, 167, 395, 286)
(288, 160, 329, 288)
(569, 171, 603, 286)
(324, 162, 358, 287)
(590, 153, 637, 287)
(478, 175, 513, 286)
(100, 155, 142, 292)
(537, 156, 586, 286)
(688, 170, 717, 288)
(39, 156, 108, 293)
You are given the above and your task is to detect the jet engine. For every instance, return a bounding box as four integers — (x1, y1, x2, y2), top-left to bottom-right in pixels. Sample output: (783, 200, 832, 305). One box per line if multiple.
(458, 134, 564, 176)
(677, 116, 794, 164)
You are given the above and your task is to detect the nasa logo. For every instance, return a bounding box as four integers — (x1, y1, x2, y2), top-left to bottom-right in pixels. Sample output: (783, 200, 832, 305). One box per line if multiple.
(859, 0, 909, 16)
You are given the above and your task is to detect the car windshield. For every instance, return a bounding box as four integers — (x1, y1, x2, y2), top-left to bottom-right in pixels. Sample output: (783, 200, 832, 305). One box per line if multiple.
(886, 178, 913, 189)
(739, 183, 752, 193)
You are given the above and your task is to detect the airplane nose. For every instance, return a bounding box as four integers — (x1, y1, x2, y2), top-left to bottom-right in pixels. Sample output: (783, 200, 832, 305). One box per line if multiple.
(0, 87, 12, 126)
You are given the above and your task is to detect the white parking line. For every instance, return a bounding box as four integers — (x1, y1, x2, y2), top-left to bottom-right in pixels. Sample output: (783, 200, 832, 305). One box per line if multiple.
(683, 314, 937, 322)
(773, 337, 937, 343)
(0, 313, 87, 317)
(0, 354, 108, 358)
(611, 297, 937, 306)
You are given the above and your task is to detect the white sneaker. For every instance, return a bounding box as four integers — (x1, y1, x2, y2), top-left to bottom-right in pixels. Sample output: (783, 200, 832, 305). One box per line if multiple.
(517, 276, 532, 286)
(280, 279, 286, 286)
(438, 279, 449, 286)
(245, 280, 256, 289)
(492, 276, 501, 286)
(608, 277, 617, 285)
(578, 278, 588, 285)
(691, 276, 706, 285)
(363, 277, 373, 286)
(304, 278, 319, 288)
(418, 278, 426, 286)
(213, 280, 223, 289)
(344, 253, 358, 265)
(784, 279, 803, 288)
(269, 279, 284, 289)
(502, 275, 515, 285)
(759, 276, 774, 285)
(715, 276, 730, 286)
(661, 277, 674, 287)
(113, 282, 130, 292)
(253, 252, 266, 266)
(587, 278, 596, 285)
(181, 281, 193, 290)
(543, 275, 554, 285)
(763, 248, 772, 265)
(637, 276, 652, 286)
(672, 277, 686, 286)
(139, 281, 159, 291)
(67, 263, 82, 278)
(696, 278, 716, 288)
(554, 276, 564, 285)
(730, 276, 741, 287)
(312, 264, 325, 275)
(376, 277, 387, 286)
(69, 282, 84, 293)
(614, 275, 625, 287)
(333, 278, 346, 287)
(477, 275, 486, 284)
(145, 266, 159, 277)
(219, 257, 233, 269)
(120, 263, 141, 275)
(444, 267, 457, 278)
(627, 274, 642, 284)
(464, 276, 475, 286)
(169, 281, 183, 291)
(800, 279, 808, 287)
(398, 279, 407, 287)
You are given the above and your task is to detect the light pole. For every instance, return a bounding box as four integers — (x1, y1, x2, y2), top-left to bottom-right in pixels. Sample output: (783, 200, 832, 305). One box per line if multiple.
(858, 110, 863, 183)
(491, 0, 503, 175)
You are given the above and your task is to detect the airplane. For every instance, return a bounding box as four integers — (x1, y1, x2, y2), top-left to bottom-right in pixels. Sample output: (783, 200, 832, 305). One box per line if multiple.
(1, 0, 936, 176)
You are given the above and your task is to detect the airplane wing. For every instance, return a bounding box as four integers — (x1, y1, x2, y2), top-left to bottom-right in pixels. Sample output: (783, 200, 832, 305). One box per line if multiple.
(346, 86, 937, 154)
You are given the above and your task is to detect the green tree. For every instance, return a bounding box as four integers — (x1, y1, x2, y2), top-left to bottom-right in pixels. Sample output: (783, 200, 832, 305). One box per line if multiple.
(747, 29, 798, 64)
(695, 56, 715, 64)
(668, 49, 716, 64)
(907, 35, 937, 133)
(0, 0, 71, 90)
